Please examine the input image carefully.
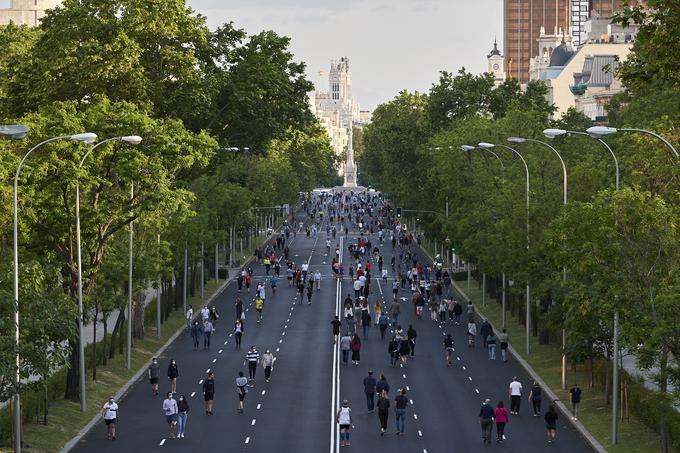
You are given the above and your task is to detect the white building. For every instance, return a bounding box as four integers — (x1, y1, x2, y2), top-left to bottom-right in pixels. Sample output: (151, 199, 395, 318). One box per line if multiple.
(486, 38, 506, 87)
(311, 57, 368, 187)
(0, 0, 61, 26)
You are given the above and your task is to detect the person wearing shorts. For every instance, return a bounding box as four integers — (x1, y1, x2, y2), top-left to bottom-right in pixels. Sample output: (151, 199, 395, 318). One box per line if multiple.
(148, 358, 159, 395)
(336, 399, 353, 447)
(162, 392, 178, 439)
(236, 371, 248, 413)
(544, 403, 558, 444)
(101, 396, 118, 440)
(203, 371, 215, 414)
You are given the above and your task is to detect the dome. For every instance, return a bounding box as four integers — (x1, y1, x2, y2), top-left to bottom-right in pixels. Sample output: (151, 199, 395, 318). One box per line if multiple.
(549, 41, 575, 67)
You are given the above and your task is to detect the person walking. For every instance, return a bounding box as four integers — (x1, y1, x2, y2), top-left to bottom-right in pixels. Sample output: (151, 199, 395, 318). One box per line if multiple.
(203, 319, 213, 349)
(467, 320, 477, 348)
(350, 334, 362, 365)
(361, 310, 372, 339)
(378, 312, 389, 340)
(509, 377, 523, 415)
(479, 398, 494, 444)
(444, 333, 455, 366)
(407, 324, 417, 357)
(167, 359, 179, 394)
(480, 320, 491, 348)
(377, 390, 390, 435)
(234, 319, 244, 350)
(336, 400, 353, 447)
(245, 345, 260, 383)
(235, 297, 244, 320)
(262, 349, 275, 383)
(487, 330, 497, 360)
(494, 400, 509, 443)
(331, 316, 342, 344)
(162, 392, 178, 439)
(498, 328, 509, 362)
(101, 396, 118, 440)
(376, 374, 390, 395)
(255, 296, 264, 322)
(394, 388, 408, 436)
(340, 332, 352, 366)
(236, 371, 248, 413)
(209, 306, 219, 330)
(202, 371, 215, 415)
(176, 395, 189, 438)
(453, 300, 463, 325)
(373, 300, 382, 324)
(544, 403, 559, 444)
(388, 336, 399, 366)
(363, 370, 377, 412)
(569, 383, 582, 420)
(190, 320, 201, 350)
(185, 305, 193, 329)
(528, 381, 543, 416)
(148, 357, 160, 396)
(389, 299, 400, 327)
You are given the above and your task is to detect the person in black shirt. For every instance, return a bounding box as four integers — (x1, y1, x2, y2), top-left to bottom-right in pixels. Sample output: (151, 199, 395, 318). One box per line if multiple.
(569, 384, 582, 420)
(331, 316, 342, 343)
(479, 399, 495, 444)
(528, 381, 543, 416)
(377, 391, 390, 435)
(202, 371, 215, 415)
(544, 403, 558, 444)
(394, 388, 408, 435)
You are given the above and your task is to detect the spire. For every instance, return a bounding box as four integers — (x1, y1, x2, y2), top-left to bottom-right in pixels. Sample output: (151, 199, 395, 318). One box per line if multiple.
(488, 36, 502, 57)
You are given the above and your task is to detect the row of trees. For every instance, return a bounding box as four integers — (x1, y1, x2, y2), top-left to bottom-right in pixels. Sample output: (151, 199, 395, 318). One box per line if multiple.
(0, 0, 339, 426)
(357, 3, 680, 450)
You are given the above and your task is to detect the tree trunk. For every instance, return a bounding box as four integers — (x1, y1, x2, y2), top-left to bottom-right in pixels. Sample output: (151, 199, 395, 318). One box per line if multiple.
(92, 303, 98, 381)
(133, 291, 145, 340)
(109, 309, 124, 359)
(102, 312, 109, 366)
(64, 334, 80, 401)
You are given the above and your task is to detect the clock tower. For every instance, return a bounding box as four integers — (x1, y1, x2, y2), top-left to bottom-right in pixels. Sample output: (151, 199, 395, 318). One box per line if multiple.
(487, 38, 506, 87)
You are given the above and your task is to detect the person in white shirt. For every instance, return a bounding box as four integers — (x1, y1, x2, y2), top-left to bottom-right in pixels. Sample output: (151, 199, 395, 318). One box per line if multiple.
(101, 396, 119, 440)
(314, 270, 321, 291)
(185, 306, 193, 328)
(509, 377, 523, 415)
(353, 279, 362, 299)
(163, 392, 178, 439)
(257, 282, 266, 300)
(301, 262, 309, 282)
(200, 306, 209, 323)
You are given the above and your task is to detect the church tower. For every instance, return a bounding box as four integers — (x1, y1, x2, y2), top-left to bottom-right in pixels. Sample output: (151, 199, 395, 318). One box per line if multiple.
(487, 38, 506, 87)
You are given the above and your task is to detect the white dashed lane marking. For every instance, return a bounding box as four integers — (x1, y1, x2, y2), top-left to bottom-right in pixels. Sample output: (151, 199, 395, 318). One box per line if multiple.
(190, 391, 196, 397)
(160, 439, 166, 446)
(251, 419, 256, 425)
(245, 437, 250, 444)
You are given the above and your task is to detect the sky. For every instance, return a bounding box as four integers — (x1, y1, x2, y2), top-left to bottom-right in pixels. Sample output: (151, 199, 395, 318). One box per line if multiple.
(187, 0, 503, 111)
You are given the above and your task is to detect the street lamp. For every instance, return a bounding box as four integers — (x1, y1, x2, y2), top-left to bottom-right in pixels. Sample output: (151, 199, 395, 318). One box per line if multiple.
(75, 136, 142, 408)
(12, 131, 96, 453)
(0, 125, 30, 140)
(586, 126, 679, 159)
(585, 126, 678, 446)
(460, 145, 506, 172)
(544, 128, 619, 190)
(480, 142, 531, 354)
(510, 136, 568, 374)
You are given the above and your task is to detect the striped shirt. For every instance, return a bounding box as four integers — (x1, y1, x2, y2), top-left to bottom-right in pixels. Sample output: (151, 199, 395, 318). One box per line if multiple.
(246, 350, 260, 363)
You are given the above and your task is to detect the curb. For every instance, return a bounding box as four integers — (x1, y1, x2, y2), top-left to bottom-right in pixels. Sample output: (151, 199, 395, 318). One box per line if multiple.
(451, 280, 607, 453)
(60, 276, 233, 453)
(59, 212, 300, 453)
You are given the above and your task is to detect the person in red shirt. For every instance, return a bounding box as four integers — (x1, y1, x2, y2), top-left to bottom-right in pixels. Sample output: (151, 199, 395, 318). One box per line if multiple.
(494, 400, 509, 443)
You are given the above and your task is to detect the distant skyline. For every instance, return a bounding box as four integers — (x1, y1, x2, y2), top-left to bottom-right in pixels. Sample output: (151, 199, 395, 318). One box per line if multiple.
(187, 0, 503, 111)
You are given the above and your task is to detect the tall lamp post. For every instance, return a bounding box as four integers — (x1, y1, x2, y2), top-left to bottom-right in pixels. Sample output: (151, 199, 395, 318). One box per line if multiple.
(509, 136, 568, 365)
(479, 143, 531, 354)
(11, 131, 97, 453)
(586, 126, 679, 446)
(76, 136, 142, 408)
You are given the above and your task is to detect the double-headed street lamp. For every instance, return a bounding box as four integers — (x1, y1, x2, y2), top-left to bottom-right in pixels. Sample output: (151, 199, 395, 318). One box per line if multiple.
(479, 143, 531, 354)
(11, 130, 97, 453)
(75, 136, 142, 409)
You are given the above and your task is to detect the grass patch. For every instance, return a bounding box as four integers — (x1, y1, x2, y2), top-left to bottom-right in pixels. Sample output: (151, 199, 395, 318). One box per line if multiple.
(2, 279, 225, 453)
(459, 279, 661, 453)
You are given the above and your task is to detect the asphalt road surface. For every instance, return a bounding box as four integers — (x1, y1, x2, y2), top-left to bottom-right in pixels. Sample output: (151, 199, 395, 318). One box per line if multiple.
(72, 206, 593, 453)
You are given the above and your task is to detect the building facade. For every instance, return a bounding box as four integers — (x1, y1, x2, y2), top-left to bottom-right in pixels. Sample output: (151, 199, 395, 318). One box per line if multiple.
(0, 0, 61, 26)
(310, 57, 369, 187)
(503, 0, 625, 83)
